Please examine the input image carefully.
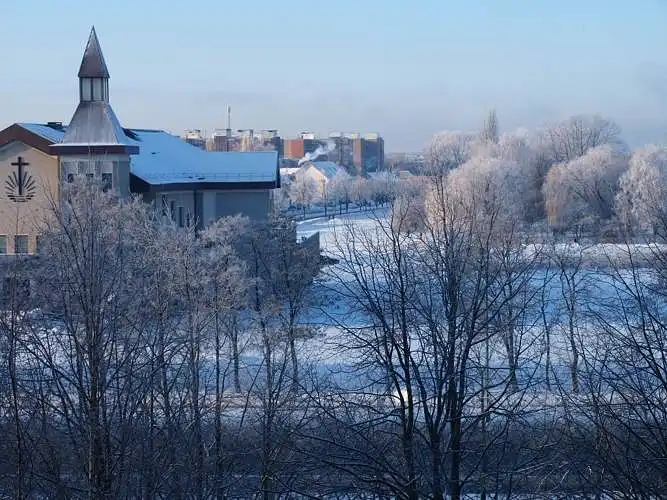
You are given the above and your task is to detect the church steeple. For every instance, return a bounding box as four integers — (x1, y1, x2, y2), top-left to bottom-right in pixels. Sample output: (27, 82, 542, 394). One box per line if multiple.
(50, 26, 139, 188)
(78, 27, 110, 102)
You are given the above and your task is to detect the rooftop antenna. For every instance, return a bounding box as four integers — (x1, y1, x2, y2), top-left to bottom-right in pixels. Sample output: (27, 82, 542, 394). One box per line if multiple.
(226, 106, 232, 152)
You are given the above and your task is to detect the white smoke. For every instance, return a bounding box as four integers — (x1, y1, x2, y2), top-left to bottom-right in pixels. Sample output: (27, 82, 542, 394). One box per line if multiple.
(298, 140, 335, 166)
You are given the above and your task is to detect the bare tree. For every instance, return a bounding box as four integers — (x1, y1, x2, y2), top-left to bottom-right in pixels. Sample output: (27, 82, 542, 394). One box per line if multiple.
(316, 168, 538, 498)
(480, 109, 499, 144)
(541, 114, 624, 164)
(32, 180, 154, 498)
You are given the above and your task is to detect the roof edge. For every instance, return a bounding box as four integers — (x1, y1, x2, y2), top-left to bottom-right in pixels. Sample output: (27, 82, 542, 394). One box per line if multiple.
(0, 123, 55, 155)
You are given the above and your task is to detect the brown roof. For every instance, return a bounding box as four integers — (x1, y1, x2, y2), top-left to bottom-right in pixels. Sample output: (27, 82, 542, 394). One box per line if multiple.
(0, 124, 53, 155)
(78, 26, 110, 78)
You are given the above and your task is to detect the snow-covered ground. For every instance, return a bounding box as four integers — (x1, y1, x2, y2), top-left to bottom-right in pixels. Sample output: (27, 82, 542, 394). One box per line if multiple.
(295, 209, 665, 395)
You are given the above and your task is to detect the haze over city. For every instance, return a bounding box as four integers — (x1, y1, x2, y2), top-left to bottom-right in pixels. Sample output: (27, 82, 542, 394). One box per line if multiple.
(2, 0, 666, 151)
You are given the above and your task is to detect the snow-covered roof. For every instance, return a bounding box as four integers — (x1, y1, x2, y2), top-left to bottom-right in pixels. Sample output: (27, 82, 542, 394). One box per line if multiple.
(18, 123, 278, 186)
(306, 161, 347, 180)
(280, 167, 302, 176)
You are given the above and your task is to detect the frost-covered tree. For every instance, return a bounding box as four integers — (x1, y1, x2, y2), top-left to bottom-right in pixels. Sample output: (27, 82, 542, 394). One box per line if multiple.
(480, 108, 499, 144)
(424, 131, 475, 176)
(368, 171, 398, 206)
(289, 175, 318, 216)
(328, 175, 352, 214)
(543, 144, 628, 232)
(616, 144, 667, 234)
(426, 156, 530, 234)
(541, 114, 623, 164)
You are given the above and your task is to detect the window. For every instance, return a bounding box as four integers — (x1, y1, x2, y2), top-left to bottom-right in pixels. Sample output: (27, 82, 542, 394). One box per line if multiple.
(81, 78, 92, 100)
(14, 235, 28, 254)
(67, 174, 75, 183)
(86, 173, 94, 181)
(170, 201, 176, 222)
(35, 235, 42, 254)
(0, 235, 6, 254)
(92, 78, 103, 101)
(102, 173, 112, 192)
(178, 207, 184, 228)
(161, 195, 168, 216)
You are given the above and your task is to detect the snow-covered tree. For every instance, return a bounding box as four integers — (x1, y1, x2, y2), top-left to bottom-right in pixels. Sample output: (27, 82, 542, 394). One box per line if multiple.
(540, 114, 624, 164)
(426, 156, 529, 235)
(328, 174, 353, 214)
(350, 177, 371, 207)
(616, 144, 667, 234)
(543, 144, 628, 232)
(368, 172, 398, 206)
(289, 175, 318, 216)
(480, 108, 499, 144)
(424, 130, 475, 176)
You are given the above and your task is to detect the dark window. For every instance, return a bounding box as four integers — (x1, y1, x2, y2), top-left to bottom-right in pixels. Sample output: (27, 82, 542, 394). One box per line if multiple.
(102, 173, 112, 192)
(14, 235, 28, 254)
(0, 235, 6, 254)
(86, 173, 94, 181)
(35, 235, 42, 254)
(170, 201, 176, 222)
(67, 174, 75, 183)
(178, 207, 184, 228)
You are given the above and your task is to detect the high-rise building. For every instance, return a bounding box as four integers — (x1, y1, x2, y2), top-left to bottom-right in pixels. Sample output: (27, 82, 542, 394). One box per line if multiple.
(352, 133, 384, 174)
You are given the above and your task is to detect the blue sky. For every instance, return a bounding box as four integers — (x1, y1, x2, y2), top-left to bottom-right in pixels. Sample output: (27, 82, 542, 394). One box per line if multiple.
(1, 0, 666, 151)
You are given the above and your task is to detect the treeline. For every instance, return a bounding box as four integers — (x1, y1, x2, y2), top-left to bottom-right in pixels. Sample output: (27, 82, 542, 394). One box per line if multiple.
(291, 111, 667, 239)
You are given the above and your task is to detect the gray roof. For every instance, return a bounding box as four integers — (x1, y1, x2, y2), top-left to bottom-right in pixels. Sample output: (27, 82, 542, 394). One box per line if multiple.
(78, 27, 110, 78)
(59, 101, 129, 145)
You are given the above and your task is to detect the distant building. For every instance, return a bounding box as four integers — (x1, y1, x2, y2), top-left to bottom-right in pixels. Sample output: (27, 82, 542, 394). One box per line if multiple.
(184, 129, 207, 150)
(283, 138, 322, 160)
(353, 133, 385, 174)
(282, 132, 384, 174)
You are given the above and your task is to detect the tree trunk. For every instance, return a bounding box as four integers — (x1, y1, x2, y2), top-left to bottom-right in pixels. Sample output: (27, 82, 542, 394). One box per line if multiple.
(8, 310, 25, 500)
(215, 305, 224, 499)
(430, 433, 444, 500)
(448, 415, 462, 500)
(289, 332, 298, 392)
(232, 314, 241, 393)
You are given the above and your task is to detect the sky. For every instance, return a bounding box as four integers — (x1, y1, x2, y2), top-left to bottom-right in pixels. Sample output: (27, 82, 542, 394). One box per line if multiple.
(1, 0, 666, 152)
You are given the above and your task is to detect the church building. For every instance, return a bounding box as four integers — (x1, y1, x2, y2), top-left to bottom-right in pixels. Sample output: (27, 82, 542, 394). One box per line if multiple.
(0, 27, 280, 255)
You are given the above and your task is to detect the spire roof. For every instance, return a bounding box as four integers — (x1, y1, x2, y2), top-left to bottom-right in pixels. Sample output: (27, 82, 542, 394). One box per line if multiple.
(78, 26, 110, 78)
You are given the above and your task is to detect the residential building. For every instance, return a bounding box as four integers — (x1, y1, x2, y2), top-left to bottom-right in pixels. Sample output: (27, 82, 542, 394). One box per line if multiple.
(294, 160, 349, 198)
(353, 133, 385, 174)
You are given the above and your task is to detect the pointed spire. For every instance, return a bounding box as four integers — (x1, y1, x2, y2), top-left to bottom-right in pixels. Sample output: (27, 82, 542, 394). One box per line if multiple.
(78, 26, 110, 78)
